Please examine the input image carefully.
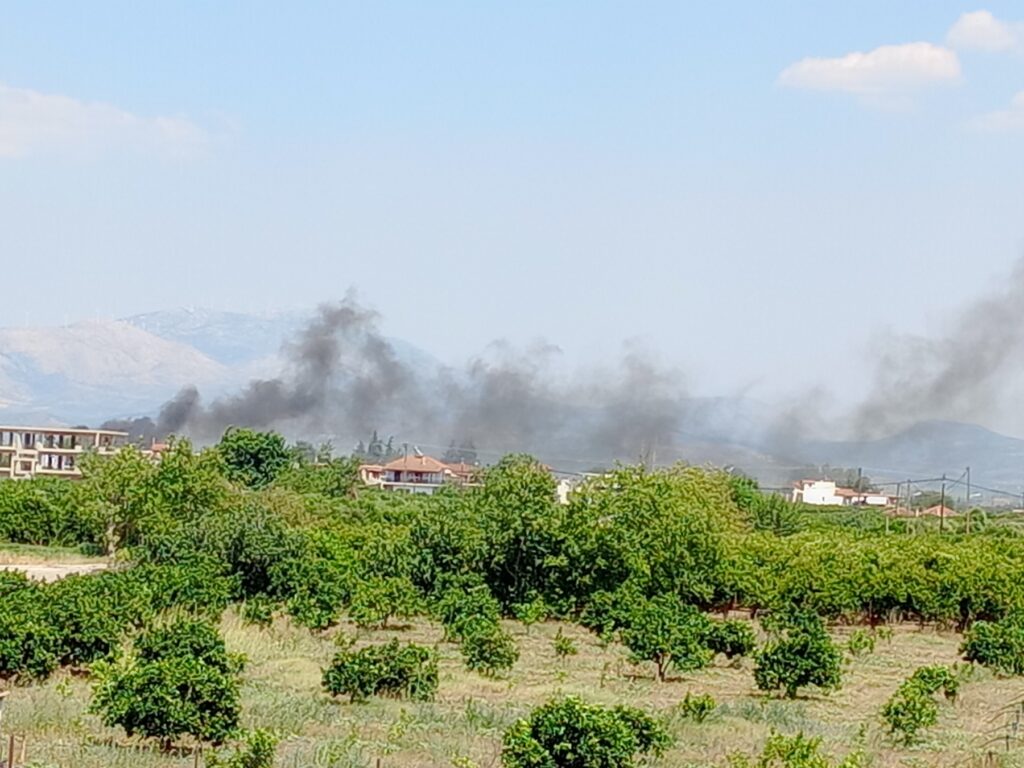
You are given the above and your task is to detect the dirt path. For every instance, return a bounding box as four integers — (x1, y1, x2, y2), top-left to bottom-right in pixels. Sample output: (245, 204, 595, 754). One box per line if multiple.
(0, 562, 109, 582)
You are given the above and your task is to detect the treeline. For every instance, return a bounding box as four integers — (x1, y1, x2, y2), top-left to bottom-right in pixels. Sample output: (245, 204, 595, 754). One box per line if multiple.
(3, 429, 1024, 683)
(9, 428, 1024, 762)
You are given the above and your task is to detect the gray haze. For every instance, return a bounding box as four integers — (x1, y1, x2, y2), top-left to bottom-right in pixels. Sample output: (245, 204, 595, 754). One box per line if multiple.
(156, 298, 683, 464)
(853, 258, 1024, 439)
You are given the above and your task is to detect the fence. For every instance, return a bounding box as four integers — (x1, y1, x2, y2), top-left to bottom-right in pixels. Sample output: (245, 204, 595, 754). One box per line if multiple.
(2, 735, 24, 768)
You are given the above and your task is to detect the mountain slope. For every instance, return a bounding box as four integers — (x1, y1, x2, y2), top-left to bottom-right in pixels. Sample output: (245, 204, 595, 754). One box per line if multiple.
(0, 320, 227, 424)
(803, 420, 1024, 490)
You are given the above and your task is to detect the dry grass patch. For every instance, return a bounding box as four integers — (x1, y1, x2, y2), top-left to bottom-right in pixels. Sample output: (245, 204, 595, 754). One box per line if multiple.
(6, 616, 1024, 767)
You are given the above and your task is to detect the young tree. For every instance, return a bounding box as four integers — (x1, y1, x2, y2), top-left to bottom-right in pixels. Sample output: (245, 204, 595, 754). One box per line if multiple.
(91, 618, 243, 749)
(502, 697, 668, 768)
(217, 428, 291, 489)
(881, 665, 959, 744)
(348, 576, 420, 629)
(961, 612, 1024, 675)
(705, 619, 756, 661)
(620, 595, 714, 682)
(476, 454, 562, 610)
(322, 639, 437, 703)
(460, 623, 520, 677)
(76, 446, 156, 555)
(754, 612, 842, 698)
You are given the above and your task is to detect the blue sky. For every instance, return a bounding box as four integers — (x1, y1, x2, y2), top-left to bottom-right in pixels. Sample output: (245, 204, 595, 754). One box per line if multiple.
(2, 2, 1023, 407)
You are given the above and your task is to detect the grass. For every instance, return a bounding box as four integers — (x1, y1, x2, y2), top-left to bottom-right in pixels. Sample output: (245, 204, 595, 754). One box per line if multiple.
(0, 541, 102, 564)
(7, 615, 1024, 767)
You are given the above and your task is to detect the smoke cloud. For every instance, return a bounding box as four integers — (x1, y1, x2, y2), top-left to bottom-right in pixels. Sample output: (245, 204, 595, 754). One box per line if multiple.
(853, 258, 1024, 438)
(155, 297, 685, 466)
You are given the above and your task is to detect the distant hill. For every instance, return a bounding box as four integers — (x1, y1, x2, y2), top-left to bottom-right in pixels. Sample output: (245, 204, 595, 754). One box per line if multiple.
(0, 320, 227, 425)
(125, 308, 308, 366)
(801, 420, 1024, 491)
(0, 308, 440, 428)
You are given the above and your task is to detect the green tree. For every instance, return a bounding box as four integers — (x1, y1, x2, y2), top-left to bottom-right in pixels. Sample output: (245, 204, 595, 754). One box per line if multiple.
(91, 618, 243, 749)
(274, 456, 360, 498)
(217, 428, 290, 489)
(322, 639, 437, 703)
(502, 696, 669, 768)
(563, 465, 741, 613)
(0, 574, 59, 681)
(754, 613, 842, 698)
(476, 454, 562, 610)
(76, 445, 156, 555)
(348, 576, 420, 629)
(460, 623, 520, 677)
(961, 612, 1024, 675)
(706, 620, 756, 660)
(620, 595, 714, 682)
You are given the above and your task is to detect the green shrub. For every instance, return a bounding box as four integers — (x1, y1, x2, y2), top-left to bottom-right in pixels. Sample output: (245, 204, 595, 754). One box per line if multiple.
(461, 624, 519, 677)
(553, 628, 578, 659)
(0, 477, 94, 546)
(881, 665, 959, 744)
(579, 589, 631, 640)
(512, 596, 549, 632)
(46, 571, 150, 667)
(706, 620, 756, 660)
(961, 613, 1024, 675)
(0, 584, 59, 681)
(502, 696, 669, 768)
(433, 581, 503, 642)
(619, 595, 714, 681)
(91, 618, 243, 748)
(727, 731, 866, 767)
(207, 729, 278, 768)
(679, 691, 717, 722)
(846, 629, 876, 657)
(754, 613, 842, 698)
(134, 563, 236, 617)
(881, 684, 938, 746)
(241, 596, 276, 627)
(322, 639, 438, 703)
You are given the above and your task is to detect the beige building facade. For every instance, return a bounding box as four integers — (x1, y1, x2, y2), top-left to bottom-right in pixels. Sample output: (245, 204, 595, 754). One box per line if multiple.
(0, 426, 129, 479)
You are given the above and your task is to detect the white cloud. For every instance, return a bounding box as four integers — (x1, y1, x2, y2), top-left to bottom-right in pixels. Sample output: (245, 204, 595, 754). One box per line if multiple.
(970, 90, 1024, 132)
(778, 42, 961, 97)
(947, 10, 1022, 52)
(0, 82, 205, 159)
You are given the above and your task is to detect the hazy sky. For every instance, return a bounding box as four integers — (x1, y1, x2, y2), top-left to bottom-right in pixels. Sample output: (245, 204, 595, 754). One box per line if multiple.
(2, 2, 1023, 406)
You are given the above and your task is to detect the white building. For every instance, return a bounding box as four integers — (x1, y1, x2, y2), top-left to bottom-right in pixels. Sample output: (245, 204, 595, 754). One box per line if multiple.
(792, 479, 844, 506)
(792, 479, 894, 507)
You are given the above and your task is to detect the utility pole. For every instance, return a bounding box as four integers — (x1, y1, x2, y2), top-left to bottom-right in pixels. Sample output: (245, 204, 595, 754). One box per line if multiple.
(939, 474, 946, 533)
(907, 479, 915, 535)
(891, 481, 900, 535)
(966, 466, 971, 535)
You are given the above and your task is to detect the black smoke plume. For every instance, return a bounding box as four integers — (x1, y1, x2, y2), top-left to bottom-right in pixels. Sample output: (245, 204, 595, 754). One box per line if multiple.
(155, 297, 685, 466)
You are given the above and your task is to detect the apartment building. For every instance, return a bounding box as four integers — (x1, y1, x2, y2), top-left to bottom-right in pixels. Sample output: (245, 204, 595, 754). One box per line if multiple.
(0, 426, 129, 479)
